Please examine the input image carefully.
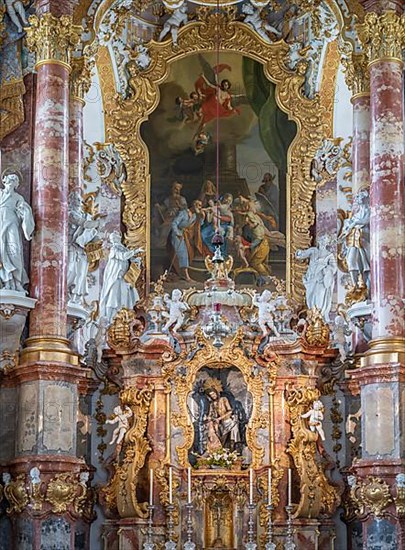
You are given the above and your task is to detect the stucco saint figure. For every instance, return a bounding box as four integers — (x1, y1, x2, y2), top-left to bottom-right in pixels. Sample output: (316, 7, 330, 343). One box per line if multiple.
(162, 288, 189, 333)
(0, 172, 35, 293)
(67, 192, 98, 304)
(106, 404, 133, 447)
(301, 400, 325, 441)
(99, 232, 143, 324)
(242, 3, 281, 42)
(158, 4, 188, 46)
(253, 289, 280, 337)
(339, 189, 370, 291)
(5, 0, 29, 34)
(296, 235, 337, 321)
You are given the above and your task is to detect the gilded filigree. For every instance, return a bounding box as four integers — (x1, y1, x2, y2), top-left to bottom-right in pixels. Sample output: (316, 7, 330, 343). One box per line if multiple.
(107, 308, 144, 353)
(350, 476, 392, 518)
(286, 386, 340, 518)
(26, 14, 82, 67)
(102, 385, 153, 518)
(4, 474, 29, 515)
(46, 473, 77, 514)
(357, 11, 405, 64)
(162, 327, 265, 469)
(304, 307, 330, 348)
(98, 8, 331, 303)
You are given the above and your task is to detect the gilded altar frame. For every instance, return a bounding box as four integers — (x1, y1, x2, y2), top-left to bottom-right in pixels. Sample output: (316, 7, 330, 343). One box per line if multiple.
(161, 327, 265, 469)
(96, 8, 336, 303)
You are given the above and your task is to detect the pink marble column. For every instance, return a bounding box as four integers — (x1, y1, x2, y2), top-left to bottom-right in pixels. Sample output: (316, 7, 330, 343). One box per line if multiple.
(351, 94, 370, 196)
(369, 59, 405, 340)
(69, 96, 84, 195)
(29, 61, 70, 341)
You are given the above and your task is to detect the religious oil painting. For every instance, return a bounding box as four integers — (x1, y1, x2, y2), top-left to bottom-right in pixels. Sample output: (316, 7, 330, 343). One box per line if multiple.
(187, 366, 252, 468)
(142, 52, 297, 288)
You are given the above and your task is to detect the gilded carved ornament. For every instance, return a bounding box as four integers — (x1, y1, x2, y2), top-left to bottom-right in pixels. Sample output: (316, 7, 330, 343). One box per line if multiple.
(162, 327, 265, 469)
(70, 54, 95, 101)
(286, 386, 340, 518)
(102, 385, 153, 518)
(349, 476, 392, 518)
(107, 307, 145, 353)
(98, 8, 331, 303)
(25, 13, 82, 68)
(303, 307, 331, 348)
(357, 11, 405, 64)
(341, 52, 370, 97)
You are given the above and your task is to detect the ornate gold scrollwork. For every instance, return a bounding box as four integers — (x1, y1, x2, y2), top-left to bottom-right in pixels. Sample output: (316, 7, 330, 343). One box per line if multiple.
(286, 386, 340, 518)
(162, 327, 265, 468)
(357, 11, 405, 65)
(107, 308, 144, 353)
(98, 8, 330, 302)
(304, 307, 330, 348)
(4, 475, 29, 514)
(102, 385, 154, 518)
(350, 476, 392, 518)
(46, 473, 77, 513)
(25, 14, 82, 69)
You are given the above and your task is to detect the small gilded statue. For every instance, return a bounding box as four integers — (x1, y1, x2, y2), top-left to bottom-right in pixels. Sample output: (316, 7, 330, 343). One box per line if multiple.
(301, 400, 325, 441)
(162, 288, 189, 333)
(106, 404, 133, 448)
(253, 289, 280, 337)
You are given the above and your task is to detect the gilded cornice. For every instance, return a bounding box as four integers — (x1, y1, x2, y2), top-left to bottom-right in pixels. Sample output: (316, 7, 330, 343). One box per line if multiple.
(25, 13, 82, 69)
(356, 11, 405, 65)
(341, 52, 370, 97)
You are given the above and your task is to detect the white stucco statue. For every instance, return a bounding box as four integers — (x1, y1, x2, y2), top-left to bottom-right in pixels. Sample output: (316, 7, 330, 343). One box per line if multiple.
(67, 192, 98, 305)
(5, 0, 29, 34)
(29, 467, 41, 485)
(253, 289, 280, 337)
(99, 232, 143, 324)
(301, 400, 325, 441)
(339, 189, 370, 291)
(0, 172, 35, 293)
(158, 4, 188, 46)
(106, 404, 133, 446)
(162, 288, 189, 333)
(296, 235, 337, 322)
(242, 3, 281, 41)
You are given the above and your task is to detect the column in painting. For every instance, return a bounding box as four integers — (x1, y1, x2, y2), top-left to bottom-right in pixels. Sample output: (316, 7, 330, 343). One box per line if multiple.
(0, 5, 95, 549)
(349, 9, 405, 549)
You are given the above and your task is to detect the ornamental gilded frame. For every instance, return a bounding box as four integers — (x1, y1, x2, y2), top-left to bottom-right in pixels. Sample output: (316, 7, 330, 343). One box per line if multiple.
(161, 327, 265, 469)
(98, 9, 331, 302)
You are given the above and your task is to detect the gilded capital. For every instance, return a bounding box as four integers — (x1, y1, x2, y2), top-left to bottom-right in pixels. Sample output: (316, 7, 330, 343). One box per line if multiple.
(70, 55, 95, 101)
(342, 53, 370, 97)
(25, 13, 82, 68)
(356, 11, 405, 64)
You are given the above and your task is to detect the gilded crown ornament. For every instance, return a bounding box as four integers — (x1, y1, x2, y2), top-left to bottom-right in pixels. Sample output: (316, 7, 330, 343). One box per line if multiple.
(25, 13, 82, 68)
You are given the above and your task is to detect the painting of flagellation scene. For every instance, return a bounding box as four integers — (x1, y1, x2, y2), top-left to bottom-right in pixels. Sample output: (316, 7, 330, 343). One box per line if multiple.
(141, 52, 297, 288)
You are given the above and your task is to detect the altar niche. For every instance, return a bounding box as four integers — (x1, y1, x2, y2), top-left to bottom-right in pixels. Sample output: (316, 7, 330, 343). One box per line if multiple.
(188, 366, 252, 467)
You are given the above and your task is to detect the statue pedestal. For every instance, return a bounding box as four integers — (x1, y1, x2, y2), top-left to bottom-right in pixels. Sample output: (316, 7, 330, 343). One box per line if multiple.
(67, 301, 89, 354)
(0, 290, 36, 372)
(347, 300, 372, 355)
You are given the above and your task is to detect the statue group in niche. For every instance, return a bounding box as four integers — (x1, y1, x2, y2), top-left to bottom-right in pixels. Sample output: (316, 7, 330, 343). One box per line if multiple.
(0, 172, 35, 294)
(296, 234, 337, 322)
(189, 372, 249, 463)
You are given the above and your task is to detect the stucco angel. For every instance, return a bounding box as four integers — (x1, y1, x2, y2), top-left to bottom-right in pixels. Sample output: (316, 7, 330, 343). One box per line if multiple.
(301, 400, 325, 441)
(242, 3, 282, 42)
(162, 288, 189, 333)
(158, 4, 188, 46)
(253, 289, 280, 337)
(106, 404, 133, 447)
